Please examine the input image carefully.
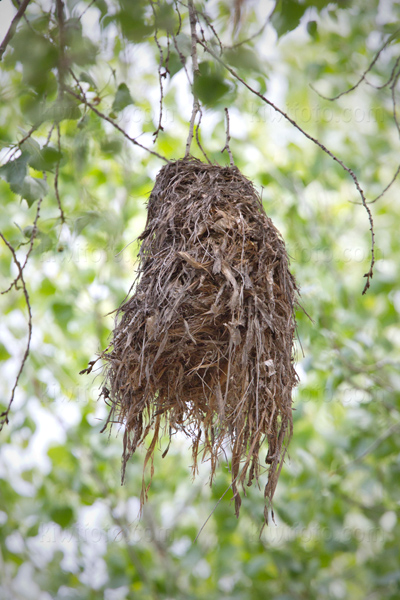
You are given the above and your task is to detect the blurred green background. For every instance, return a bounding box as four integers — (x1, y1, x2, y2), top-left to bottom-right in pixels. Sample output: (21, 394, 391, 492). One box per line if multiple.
(1, 0, 400, 598)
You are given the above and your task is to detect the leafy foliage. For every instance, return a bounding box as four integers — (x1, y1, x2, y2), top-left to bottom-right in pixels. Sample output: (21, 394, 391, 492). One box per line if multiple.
(1, 0, 400, 598)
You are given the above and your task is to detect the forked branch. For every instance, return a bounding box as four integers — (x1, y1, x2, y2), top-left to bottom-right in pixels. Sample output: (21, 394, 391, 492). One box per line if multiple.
(198, 38, 375, 294)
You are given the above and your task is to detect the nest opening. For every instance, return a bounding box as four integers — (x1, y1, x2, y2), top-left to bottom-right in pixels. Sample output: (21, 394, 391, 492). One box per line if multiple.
(96, 156, 299, 523)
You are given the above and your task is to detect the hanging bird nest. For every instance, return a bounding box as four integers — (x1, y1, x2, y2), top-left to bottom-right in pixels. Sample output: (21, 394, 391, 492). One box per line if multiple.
(85, 156, 299, 524)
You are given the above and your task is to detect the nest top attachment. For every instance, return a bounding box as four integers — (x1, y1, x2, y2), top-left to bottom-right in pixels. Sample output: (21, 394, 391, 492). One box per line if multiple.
(98, 156, 299, 524)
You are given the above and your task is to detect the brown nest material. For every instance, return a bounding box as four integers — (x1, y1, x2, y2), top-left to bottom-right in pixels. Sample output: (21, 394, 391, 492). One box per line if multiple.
(87, 157, 299, 523)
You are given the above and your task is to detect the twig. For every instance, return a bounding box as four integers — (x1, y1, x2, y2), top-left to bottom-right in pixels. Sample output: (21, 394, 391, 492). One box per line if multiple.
(0, 233, 33, 431)
(1, 197, 43, 295)
(65, 87, 169, 162)
(369, 164, 400, 203)
(226, 0, 278, 50)
(54, 124, 65, 223)
(331, 421, 400, 474)
(194, 474, 238, 542)
(195, 107, 212, 164)
(391, 68, 400, 138)
(221, 107, 234, 166)
(172, 33, 191, 84)
(366, 54, 400, 91)
(310, 27, 400, 101)
(78, 0, 97, 20)
(56, 0, 67, 94)
(198, 37, 375, 294)
(0, 0, 31, 61)
(185, 0, 200, 157)
(174, 0, 182, 35)
(149, 1, 166, 142)
(196, 8, 223, 54)
(3, 124, 39, 165)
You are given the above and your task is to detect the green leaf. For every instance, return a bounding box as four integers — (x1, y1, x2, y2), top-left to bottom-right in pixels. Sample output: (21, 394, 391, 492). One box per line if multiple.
(112, 83, 134, 112)
(0, 153, 47, 203)
(79, 71, 97, 89)
(42, 97, 82, 123)
(116, 5, 153, 42)
(166, 51, 184, 77)
(193, 62, 230, 107)
(29, 146, 63, 172)
(20, 177, 49, 206)
(307, 21, 318, 39)
(50, 506, 74, 528)
(174, 33, 192, 57)
(73, 211, 101, 235)
(0, 343, 11, 361)
(272, 1, 307, 37)
(100, 138, 123, 155)
(224, 47, 264, 73)
(52, 302, 74, 327)
(155, 3, 178, 34)
(0, 153, 30, 189)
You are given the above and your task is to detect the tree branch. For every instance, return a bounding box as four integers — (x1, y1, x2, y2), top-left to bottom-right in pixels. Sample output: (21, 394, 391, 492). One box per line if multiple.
(198, 37, 375, 294)
(221, 107, 234, 166)
(56, 0, 67, 94)
(185, 0, 200, 157)
(0, 232, 33, 431)
(310, 27, 400, 101)
(65, 86, 169, 163)
(0, 0, 31, 61)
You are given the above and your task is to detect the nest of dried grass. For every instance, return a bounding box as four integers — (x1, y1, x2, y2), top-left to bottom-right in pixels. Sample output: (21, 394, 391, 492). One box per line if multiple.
(89, 157, 299, 523)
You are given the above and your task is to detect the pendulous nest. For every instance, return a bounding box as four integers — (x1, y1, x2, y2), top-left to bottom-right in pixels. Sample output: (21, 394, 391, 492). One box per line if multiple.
(85, 157, 299, 523)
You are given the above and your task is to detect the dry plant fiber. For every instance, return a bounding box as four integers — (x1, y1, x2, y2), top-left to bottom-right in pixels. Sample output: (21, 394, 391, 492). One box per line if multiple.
(94, 156, 299, 524)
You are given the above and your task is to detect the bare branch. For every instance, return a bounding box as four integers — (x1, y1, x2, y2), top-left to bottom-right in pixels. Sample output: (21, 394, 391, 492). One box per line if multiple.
(310, 27, 400, 101)
(56, 0, 67, 94)
(65, 86, 169, 162)
(221, 107, 234, 166)
(54, 124, 65, 223)
(198, 38, 375, 294)
(227, 0, 278, 50)
(149, 2, 166, 142)
(370, 164, 400, 203)
(195, 107, 211, 164)
(332, 421, 400, 474)
(185, 0, 201, 157)
(1, 197, 43, 296)
(0, 0, 31, 61)
(0, 232, 33, 431)
(78, 0, 98, 20)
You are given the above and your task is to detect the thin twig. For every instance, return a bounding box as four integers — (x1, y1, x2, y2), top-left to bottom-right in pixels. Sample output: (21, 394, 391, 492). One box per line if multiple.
(369, 164, 400, 203)
(227, 0, 278, 50)
(195, 107, 212, 164)
(391, 68, 400, 138)
(149, 1, 166, 141)
(0, 232, 33, 431)
(3, 125, 40, 165)
(198, 37, 375, 294)
(331, 421, 400, 474)
(194, 474, 238, 543)
(310, 27, 400, 101)
(185, 0, 200, 157)
(366, 54, 400, 91)
(65, 87, 169, 162)
(221, 107, 234, 166)
(1, 197, 43, 295)
(172, 33, 191, 84)
(56, 0, 67, 95)
(0, 0, 31, 61)
(54, 124, 65, 223)
(197, 8, 223, 54)
(78, 0, 97, 20)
